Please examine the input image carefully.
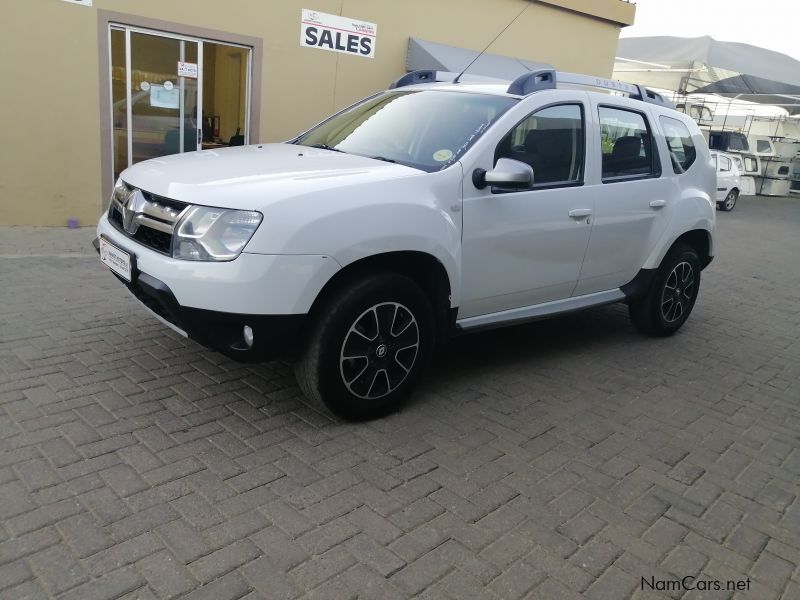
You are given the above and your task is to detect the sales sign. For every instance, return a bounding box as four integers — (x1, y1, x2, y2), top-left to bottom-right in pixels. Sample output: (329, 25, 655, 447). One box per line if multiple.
(300, 9, 377, 58)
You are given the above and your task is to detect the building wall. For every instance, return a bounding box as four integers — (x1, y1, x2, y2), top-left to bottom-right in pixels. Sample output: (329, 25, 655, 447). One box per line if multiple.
(0, 0, 633, 226)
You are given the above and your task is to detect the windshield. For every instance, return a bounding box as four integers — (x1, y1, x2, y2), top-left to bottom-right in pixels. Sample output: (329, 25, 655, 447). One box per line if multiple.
(293, 90, 517, 172)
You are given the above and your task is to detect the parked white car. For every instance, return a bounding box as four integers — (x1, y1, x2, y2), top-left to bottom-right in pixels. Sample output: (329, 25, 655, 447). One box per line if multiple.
(96, 69, 716, 419)
(711, 151, 742, 211)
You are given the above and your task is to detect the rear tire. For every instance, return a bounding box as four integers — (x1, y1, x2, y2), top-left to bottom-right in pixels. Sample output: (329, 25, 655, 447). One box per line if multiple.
(719, 189, 738, 211)
(629, 243, 701, 336)
(294, 272, 435, 420)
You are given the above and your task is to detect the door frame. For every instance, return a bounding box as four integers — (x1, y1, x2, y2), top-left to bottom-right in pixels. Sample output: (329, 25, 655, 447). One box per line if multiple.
(97, 10, 263, 205)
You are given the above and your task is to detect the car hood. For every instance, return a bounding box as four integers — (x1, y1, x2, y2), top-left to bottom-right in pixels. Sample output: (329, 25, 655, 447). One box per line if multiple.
(120, 143, 423, 209)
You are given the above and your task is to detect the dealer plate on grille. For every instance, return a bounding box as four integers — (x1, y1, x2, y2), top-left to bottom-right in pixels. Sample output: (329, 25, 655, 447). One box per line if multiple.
(99, 237, 133, 282)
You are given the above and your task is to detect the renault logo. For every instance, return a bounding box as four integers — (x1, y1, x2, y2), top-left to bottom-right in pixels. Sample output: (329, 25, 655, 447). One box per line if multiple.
(122, 189, 146, 234)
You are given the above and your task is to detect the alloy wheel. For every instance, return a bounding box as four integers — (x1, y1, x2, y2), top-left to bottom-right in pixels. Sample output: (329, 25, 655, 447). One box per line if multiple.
(725, 191, 737, 210)
(339, 302, 419, 400)
(660, 261, 695, 323)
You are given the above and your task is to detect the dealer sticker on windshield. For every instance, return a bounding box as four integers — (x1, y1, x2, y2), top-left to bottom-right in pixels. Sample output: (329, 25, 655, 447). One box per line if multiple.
(99, 237, 133, 282)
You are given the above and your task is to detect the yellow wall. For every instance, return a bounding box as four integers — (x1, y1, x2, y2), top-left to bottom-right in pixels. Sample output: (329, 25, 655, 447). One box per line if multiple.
(0, 0, 633, 226)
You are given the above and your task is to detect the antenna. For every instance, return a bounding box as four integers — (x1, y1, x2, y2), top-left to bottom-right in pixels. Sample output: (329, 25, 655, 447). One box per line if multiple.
(453, 1, 532, 84)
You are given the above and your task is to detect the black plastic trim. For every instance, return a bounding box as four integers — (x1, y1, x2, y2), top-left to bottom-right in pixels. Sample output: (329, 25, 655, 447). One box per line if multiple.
(491, 180, 585, 194)
(507, 70, 557, 95)
(601, 173, 662, 184)
(630, 85, 677, 109)
(113, 265, 304, 362)
(389, 70, 438, 89)
(620, 268, 657, 302)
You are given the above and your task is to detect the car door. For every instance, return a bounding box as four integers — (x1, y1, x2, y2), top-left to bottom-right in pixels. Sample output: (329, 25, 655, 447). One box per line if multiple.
(459, 97, 595, 319)
(715, 154, 734, 200)
(573, 100, 673, 296)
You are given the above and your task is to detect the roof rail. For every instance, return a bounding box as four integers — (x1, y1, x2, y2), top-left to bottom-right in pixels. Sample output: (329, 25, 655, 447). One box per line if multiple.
(630, 85, 676, 108)
(389, 70, 438, 89)
(507, 69, 676, 108)
(506, 70, 556, 95)
(390, 69, 507, 89)
(391, 68, 677, 110)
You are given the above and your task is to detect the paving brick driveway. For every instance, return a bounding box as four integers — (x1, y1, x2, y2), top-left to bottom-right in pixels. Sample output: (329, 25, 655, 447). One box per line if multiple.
(1, 195, 799, 600)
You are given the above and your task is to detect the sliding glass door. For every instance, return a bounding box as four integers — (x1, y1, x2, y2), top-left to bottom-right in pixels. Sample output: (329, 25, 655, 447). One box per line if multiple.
(110, 25, 251, 182)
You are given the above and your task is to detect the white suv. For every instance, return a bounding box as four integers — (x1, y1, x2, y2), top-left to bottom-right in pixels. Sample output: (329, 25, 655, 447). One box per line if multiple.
(95, 69, 716, 419)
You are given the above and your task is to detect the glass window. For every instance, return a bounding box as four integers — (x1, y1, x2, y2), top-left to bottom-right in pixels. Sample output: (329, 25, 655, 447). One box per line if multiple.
(660, 116, 696, 174)
(599, 107, 658, 179)
(756, 139, 771, 153)
(294, 90, 517, 172)
(744, 156, 758, 172)
(495, 104, 584, 185)
(719, 156, 731, 172)
(732, 156, 743, 170)
(728, 134, 748, 151)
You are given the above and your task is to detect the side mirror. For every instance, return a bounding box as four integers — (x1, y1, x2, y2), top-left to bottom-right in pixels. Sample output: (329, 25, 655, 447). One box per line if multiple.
(473, 158, 533, 190)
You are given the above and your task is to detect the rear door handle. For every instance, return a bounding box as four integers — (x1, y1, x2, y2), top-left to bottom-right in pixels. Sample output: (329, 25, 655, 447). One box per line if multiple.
(649, 199, 666, 208)
(568, 208, 592, 218)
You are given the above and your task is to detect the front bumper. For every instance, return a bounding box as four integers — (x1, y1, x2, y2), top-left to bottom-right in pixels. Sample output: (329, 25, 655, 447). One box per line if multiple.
(96, 213, 340, 315)
(94, 236, 304, 361)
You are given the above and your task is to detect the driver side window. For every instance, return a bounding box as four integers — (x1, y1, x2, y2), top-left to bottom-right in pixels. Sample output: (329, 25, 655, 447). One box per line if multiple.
(495, 104, 585, 185)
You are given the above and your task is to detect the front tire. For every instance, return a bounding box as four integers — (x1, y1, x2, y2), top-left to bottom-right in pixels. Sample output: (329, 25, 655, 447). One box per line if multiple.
(629, 243, 701, 336)
(718, 189, 738, 211)
(294, 273, 435, 420)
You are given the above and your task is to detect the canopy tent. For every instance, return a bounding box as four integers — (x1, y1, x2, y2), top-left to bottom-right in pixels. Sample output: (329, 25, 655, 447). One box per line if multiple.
(406, 37, 552, 82)
(614, 36, 800, 115)
(691, 76, 800, 115)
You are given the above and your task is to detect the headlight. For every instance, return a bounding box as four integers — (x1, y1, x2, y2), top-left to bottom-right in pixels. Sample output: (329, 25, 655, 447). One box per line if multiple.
(112, 178, 131, 204)
(173, 206, 262, 261)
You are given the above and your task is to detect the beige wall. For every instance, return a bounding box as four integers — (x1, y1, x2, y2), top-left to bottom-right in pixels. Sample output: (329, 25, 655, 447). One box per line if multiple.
(0, 0, 633, 226)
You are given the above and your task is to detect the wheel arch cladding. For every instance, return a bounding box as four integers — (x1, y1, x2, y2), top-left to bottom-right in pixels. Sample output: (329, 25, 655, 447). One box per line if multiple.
(672, 229, 712, 269)
(306, 251, 453, 342)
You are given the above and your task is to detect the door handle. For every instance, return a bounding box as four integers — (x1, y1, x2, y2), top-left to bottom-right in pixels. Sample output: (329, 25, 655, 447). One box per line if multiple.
(568, 208, 592, 218)
(649, 199, 666, 208)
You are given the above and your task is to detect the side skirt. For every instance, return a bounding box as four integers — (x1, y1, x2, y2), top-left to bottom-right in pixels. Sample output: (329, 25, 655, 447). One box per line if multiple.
(455, 288, 626, 333)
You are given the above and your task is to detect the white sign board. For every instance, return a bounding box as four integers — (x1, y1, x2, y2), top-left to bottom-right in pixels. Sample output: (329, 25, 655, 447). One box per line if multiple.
(150, 85, 180, 109)
(300, 9, 376, 59)
(60, 0, 92, 6)
(177, 62, 198, 79)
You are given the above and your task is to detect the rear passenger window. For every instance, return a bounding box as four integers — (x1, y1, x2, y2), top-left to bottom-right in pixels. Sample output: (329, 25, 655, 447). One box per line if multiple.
(495, 104, 584, 186)
(719, 156, 731, 172)
(599, 107, 659, 180)
(660, 116, 696, 174)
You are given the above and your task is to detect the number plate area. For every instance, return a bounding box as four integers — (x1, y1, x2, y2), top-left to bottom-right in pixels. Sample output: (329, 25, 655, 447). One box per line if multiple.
(99, 237, 133, 282)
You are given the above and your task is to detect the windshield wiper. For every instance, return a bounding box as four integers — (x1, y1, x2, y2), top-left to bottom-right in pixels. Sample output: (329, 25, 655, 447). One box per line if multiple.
(309, 143, 344, 153)
(370, 156, 396, 163)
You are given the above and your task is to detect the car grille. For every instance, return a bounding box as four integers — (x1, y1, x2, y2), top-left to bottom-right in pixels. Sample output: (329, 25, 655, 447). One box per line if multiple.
(108, 183, 188, 255)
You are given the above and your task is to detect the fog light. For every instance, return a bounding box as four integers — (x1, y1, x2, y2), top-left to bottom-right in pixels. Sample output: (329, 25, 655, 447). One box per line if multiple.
(243, 325, 254, 348)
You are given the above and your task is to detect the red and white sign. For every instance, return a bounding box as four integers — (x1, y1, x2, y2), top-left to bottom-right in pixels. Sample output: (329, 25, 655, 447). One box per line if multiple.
(177, 61, 198, 79)
(300, 9, 377, 59)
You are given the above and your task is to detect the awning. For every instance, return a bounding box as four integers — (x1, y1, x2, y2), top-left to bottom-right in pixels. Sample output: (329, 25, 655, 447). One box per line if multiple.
(614, 36, 800, 115)
(406, 37, 552, 81)
(691, 76, 800, 115)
